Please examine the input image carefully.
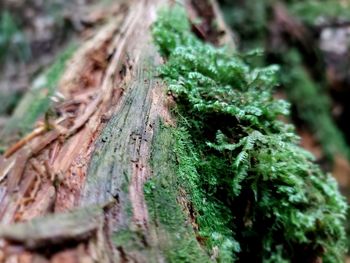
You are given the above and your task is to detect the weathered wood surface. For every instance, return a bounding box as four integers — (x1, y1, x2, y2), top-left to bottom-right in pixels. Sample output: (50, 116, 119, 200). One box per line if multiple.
(0, 0, 227, 262)
(0, 206, 104, 249)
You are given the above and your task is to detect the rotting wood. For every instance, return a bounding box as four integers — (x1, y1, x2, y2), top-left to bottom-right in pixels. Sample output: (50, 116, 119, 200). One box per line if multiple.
(0, 205, 105, 249)
(0, 0, 231, 262)
(0, 0, 131, 224)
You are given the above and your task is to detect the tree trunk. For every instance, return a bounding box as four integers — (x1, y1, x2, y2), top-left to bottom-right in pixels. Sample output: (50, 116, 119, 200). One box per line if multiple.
(0, 1, 231, 262)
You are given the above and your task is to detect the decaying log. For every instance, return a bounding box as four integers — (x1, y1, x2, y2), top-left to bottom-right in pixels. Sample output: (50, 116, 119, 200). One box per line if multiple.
(0, 0, 230, 262)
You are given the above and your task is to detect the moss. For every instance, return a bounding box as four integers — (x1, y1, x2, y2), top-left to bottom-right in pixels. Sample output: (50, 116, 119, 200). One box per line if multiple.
(112, 228, 151, 256)
(152, 6, 347, 262)
(0, 11, 30, 64)
(0, 90, 22, 115)
(1, 43, 76, 143)
(281, 49, 350, 160)
(288, 0, 350, 25)
(144, 123, 212, 263)
(173, 125, 239, 262)
(219, 0, 350, 164)
(220, 0, 269, 52)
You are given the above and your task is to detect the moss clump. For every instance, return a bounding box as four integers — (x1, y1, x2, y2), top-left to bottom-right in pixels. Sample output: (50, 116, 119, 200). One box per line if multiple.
(219, 0, 350, 164)
(173, 126, 240, 262)
(144, 123, 213, 263)
(152, 6, 347, 262)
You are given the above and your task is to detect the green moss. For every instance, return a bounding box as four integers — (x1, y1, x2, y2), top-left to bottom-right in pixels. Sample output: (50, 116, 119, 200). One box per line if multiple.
(174, 125, 239, 261)
(220, 0, 269, 52)
(152, 6, 347, 262)
(0, 11, 30, 64)
(1, 43, 76, 142)
(144, 123, 212, 263)
(288, 0, 350, 25)
(112, 228, 151, 256)
(220, 0, 350, 164)
(281, 49, 350, 160)
(0, 90, 22, 115)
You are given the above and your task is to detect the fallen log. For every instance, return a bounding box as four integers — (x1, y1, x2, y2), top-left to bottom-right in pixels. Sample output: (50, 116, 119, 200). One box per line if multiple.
(0, 0, 228, 262)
